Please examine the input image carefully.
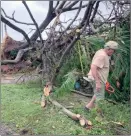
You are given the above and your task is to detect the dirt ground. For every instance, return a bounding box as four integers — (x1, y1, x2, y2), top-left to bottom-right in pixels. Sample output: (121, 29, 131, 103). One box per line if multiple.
(0, 124, 19, 136)
(1, 72, 41, 84)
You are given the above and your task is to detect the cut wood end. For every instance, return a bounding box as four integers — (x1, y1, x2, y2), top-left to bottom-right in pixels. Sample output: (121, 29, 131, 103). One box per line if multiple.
(79, 118, 86, 126)
(76, 114, 81, 119)
(87, 120, 92, 126)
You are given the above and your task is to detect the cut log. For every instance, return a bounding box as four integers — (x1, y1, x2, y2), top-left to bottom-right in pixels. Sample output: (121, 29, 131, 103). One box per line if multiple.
(79, 118, 86, 126)
(41, 83, 52, 108)
(48, 97, 92, 127)
(65, 106, 74, 109)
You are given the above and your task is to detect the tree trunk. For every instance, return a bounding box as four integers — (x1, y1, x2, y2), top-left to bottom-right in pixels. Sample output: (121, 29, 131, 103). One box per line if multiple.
(48, 97, 92, 127)
(1, 47, 33, 64)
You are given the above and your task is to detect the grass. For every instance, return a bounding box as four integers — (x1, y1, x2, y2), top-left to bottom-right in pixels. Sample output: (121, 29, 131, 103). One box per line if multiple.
(1, 80, 130, 135)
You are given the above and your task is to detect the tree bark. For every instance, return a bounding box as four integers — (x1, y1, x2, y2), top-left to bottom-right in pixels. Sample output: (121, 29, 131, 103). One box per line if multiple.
(1, 15, 30, 44)
(22, 0, 43, 43)
(48, 97, 92, 127)
(30, 1, 55, 41)
(1, 47, 33, 64)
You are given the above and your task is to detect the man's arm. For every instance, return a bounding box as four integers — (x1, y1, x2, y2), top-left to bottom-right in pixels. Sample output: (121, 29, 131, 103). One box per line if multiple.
(90, 64, 101, 91)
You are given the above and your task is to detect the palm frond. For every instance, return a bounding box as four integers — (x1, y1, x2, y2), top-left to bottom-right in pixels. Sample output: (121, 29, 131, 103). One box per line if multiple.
(54, 69, 79, 97)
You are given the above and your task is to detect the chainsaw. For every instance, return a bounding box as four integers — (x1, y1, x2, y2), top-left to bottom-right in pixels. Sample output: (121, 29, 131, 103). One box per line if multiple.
(105, 81, 114, 94)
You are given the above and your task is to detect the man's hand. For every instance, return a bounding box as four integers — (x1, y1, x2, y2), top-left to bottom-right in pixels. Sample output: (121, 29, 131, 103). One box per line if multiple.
(96, 82, 101, 91)
(116, 81, 120, 88)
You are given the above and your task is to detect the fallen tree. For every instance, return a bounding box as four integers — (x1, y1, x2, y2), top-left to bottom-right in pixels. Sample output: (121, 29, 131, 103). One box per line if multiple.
(1, 0, 130, 128)
(48, 97, 92, 127)
(1, 1, 130, 84)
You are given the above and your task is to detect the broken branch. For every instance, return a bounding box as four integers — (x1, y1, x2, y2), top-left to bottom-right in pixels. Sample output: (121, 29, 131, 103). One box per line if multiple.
(1, 8, 34, 25)
(1, 47, 33, 64)
(63, 3, 88, 12)
(22, 0, 43, 43)
(48, 97, 92, 127)
(64, 1, 82, 32)
(30, 2, 55, 41)
(1, 15, 30, 44)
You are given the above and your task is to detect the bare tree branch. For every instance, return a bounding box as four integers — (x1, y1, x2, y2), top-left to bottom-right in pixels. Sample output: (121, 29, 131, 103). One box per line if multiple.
(63, 1, 72, 8)
(63, 3, 88, 12)
(119, 0, 130, 5)
(22, 0, 43, 43)
(54, 1, 59, 9)
(81, 1, 96, 32)
(81, 1, 96, 26)
(96, 9, 106, 21)
(1, 15, 30, 44)
(23, 28, 36, 41)
(65, 1, 79, 9)
(61, 18, 81, 24)
(106, 8, 114, 20)
(56, 1, 66, 10)
(63, 2, 82, 32)
(90, 1, 100, 22)
(49, 1, 54, 12)
(30, 1, 55, 41)
(1, 8, 34, 25)
(29, 1, 91, 42)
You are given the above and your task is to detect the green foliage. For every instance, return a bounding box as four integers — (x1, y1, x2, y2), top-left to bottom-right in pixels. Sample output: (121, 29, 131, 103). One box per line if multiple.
(10, 50, 18, 57)
(106, 19, 130, 102)
(55, 49, 80, 86)
(85, 36, 105, 50)
(56, 37, 105, 86)
(56, 17, 129, 103)
(54, 69, 78, 97)
(55, 37, 105, 98)
(75, 40, 91, 74)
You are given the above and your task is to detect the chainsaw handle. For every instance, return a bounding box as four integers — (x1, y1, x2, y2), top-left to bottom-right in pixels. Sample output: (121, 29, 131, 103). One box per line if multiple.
(105, 82, 114, 94)
(106, 86, 114, 94)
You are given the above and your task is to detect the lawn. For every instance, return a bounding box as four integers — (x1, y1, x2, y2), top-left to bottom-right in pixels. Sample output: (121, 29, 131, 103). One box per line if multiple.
(1, 80, 130, 135)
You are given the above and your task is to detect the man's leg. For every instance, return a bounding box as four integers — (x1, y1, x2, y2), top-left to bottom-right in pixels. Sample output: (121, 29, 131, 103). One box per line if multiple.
(85, 80, 96, 109)
(85, 82, 105, 109)
(85, 95, 96, 109)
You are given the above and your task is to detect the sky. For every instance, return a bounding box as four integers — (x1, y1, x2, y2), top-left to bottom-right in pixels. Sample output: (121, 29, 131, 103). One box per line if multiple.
(1, 1, 112, 42)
